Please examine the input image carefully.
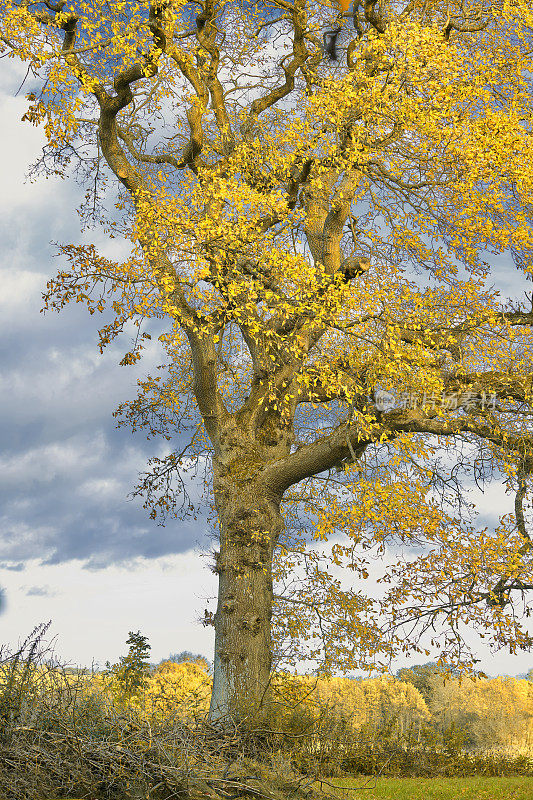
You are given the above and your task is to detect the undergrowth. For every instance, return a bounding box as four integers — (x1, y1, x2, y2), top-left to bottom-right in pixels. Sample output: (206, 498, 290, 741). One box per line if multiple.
(0, 624, 532, 800)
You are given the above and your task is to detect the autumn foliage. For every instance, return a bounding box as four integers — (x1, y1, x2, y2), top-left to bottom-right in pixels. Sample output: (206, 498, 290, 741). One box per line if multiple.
(4, 641, 533, 779)
(95, 658, 212, 719)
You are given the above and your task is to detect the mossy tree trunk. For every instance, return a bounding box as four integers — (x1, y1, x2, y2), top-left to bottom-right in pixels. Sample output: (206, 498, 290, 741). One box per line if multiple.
(208, 417, 289, 721)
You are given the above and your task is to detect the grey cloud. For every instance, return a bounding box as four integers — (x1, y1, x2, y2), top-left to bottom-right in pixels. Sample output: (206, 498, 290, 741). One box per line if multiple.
(0, 109, 209, 571)
(25, 585, 55, 597)
(0, 426, 210, 567)
(0, 230, 209, 568)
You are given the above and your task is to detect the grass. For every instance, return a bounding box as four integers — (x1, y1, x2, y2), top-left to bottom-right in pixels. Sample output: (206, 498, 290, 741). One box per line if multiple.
(324, 776, 533, 799)
(40, 777, 533, 800)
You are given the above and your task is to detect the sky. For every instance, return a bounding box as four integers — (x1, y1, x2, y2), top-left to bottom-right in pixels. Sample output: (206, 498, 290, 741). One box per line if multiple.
(1, 53, 533, 677)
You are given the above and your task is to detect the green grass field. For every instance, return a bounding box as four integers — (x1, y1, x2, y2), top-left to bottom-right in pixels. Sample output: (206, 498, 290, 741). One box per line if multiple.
(44, 778, 533, 800)
(322, 776, 533, 799)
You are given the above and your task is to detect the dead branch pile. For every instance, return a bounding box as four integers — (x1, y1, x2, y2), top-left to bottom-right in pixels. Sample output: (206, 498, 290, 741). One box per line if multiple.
(0, 625, 334, 800)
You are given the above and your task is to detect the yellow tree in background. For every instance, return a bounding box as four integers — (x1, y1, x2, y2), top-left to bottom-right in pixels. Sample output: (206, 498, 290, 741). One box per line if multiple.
(144, 660, 212, 719)
(429, 674, 533, 750)
(3, 0, 533, 720)
(94, 658, 210, 714)
(313, 674, 430, 734)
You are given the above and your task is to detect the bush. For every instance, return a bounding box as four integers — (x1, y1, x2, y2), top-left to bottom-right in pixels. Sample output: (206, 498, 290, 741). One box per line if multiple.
(0, 628, 326, 800)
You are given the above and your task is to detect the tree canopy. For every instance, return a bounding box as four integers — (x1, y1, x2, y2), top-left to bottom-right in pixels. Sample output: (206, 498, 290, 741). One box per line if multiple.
(3, 0, 533, 715)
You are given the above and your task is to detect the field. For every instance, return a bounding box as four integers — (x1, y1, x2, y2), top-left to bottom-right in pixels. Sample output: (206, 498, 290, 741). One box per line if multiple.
(44, 777, 533, 800)
(325, 776, 533, 799)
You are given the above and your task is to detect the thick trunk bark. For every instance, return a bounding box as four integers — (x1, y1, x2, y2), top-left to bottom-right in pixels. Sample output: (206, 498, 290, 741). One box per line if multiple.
(208, 461, 285, 722)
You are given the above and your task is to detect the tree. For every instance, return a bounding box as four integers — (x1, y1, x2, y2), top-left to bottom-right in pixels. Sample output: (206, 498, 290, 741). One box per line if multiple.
(147, 659, 212, 718)
(396, 663, 445, 704)
(429, 674, 533, 750)
(3, 0, 533, 723)
(315, 673, 430, 735)
(159, 651, 211, 671)
(105, 630, 151, 697)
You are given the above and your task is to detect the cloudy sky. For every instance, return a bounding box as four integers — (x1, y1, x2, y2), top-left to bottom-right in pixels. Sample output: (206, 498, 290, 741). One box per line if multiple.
(1, 54, 533, 677)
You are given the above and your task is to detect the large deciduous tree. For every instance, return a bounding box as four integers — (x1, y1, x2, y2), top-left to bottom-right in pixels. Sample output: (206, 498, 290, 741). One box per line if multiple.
(3, 0, 533, 720)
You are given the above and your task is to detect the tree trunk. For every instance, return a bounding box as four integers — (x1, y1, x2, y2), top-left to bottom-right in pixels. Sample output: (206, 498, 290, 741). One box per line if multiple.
(208, 458, 285, 721)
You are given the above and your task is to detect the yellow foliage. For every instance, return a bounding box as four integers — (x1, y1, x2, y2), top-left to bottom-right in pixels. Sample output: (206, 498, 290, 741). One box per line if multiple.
(143, 660, 212, 720)
(87, 660, 211, 720)
(430, 675, 533, 751)
(312, 675, 430, 733)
